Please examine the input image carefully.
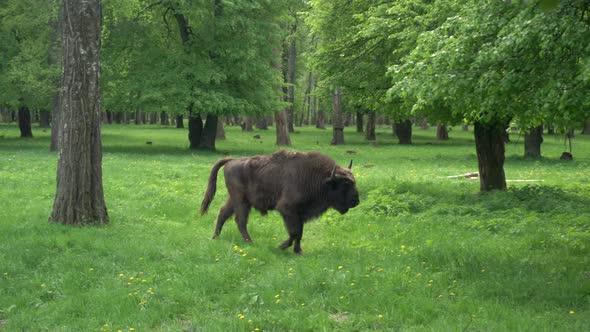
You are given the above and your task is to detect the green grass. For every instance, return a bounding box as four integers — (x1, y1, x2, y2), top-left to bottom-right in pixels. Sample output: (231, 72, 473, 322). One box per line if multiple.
(0, 123, 589, 331)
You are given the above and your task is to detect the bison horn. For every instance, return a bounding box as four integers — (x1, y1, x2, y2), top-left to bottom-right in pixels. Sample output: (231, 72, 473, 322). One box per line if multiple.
(348, 160, 353, 170)
(330, 164, 336, 179)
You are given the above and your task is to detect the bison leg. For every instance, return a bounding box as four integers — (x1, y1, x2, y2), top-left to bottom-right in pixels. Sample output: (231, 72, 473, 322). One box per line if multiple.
(234, 201, 253, 242)
(212, 199, 234, 239)
(278, 211, 304, 254)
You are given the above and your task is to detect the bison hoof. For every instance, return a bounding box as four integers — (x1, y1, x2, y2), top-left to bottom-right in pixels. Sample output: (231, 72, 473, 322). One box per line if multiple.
(279, 241, 291, 250)
(294, 248, 303, 255)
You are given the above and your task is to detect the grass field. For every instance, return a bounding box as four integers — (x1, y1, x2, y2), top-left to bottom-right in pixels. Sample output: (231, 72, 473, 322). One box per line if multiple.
(1, 123, 589, 331)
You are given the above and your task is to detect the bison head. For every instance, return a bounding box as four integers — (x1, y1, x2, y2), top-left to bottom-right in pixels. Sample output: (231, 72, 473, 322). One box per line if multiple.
(326, 161, 360, 214)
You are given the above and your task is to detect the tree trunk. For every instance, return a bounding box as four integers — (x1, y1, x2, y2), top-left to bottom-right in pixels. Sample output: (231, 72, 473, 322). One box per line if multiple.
(474, 120, 507, 192)
(147, 112, 156, 124)
(436, 123, 449, 140)
(176, 114, 184, 128)
(356, 111, 364, 133)
(50, 102, 60, 151)
(160, 111, 170, 126)
(331, 87, 344, 145)
(274, 110, 291, 146)
(462, 124, 469, 131)
(199, 114, 218, 150)
(315, 101, 325, 129)
(188, 113, 203, 149)
(582, 118, 590, 134)
(216, 117, 225, 140)
(256, 117, 268, 130)
(51, 0, 108, 225)
(524, 125, 543, 158)
(365, 111, 376, 141)
(134, 91, 143, 124)
(50, 1, 62, 152)
(39, 110, 51, 128)
(302, 71, 313, 126)
(420, 118, 429, 130)
(394, 120, 412, 144)
(18, 106, 33, 138)
(242, 117, 253, 131)
(284, 22, 297, 133)
(113, 112, 122, 124)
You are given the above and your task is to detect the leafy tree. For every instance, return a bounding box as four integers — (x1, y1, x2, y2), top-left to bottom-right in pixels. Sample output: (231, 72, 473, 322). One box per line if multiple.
(100, 0, 287, 151)
(0, 0, 59, 137)
(307, 0, 460, 144)
(391, 0, 590, 190)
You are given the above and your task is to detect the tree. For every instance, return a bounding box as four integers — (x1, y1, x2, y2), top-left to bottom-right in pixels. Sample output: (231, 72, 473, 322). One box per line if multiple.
(331, 87, 344, 145)
(100, 0, 287, 151)
(50, 0, 108, 225)
(0, 0, 59, 139)
(392, 0, 590, 191)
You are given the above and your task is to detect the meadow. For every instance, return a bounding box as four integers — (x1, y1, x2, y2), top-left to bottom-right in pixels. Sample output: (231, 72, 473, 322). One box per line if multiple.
(0, 123, 589, 331)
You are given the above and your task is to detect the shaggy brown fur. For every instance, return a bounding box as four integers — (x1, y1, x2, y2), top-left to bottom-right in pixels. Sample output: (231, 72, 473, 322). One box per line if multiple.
(200, 150, 360, 254)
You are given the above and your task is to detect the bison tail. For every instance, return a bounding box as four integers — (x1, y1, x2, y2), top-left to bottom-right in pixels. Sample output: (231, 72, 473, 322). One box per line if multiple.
(200, 158, 233, 215)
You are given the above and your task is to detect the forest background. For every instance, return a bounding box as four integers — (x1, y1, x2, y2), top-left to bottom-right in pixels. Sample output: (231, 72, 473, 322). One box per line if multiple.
(0, 0, 589, 330)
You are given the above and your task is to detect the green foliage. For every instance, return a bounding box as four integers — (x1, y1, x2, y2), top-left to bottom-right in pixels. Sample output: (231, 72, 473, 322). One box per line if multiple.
(1, 123, 589, 330)
(0, 0, 59, 109)
(391, 0, 590, 130)
(307, 0, 462, 117)
(101, 0, 287, 116)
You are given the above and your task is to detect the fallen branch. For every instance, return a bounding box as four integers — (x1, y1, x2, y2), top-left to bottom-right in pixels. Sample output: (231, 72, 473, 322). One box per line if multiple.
(440, 172, 479, 179)
(440, 172, 544, 182)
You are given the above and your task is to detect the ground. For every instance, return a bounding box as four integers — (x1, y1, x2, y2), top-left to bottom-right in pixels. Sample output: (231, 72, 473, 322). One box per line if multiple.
(0, 123, 588, 331)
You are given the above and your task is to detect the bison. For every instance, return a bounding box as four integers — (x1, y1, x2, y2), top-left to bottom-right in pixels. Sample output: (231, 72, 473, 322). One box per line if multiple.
(200, 150, 360, 254)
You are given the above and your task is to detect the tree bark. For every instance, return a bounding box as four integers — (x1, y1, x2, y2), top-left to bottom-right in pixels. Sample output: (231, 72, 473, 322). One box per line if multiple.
(315, 103, 325, 129)
(331, 87, 344, 145)
(474, 120, 507, 192)
(436, 123, 449, 140)
(113, 112, 122, 124)
(39, 110, 51, 128)
(176, 114, 184, 128)
(356, 111, 364, 133)
(242, 117, 253, 131)
(256, 117, 268, 130)
(274, 110, 291, 146)
(199, 114, 218, 150)
(18, 106, 33, 138)
(583, 118, 590, 134)
(188, 113, 203, 149)
(216, 117, 225, 140)
(50, 0, 62, 152)
(284, 22, 297, 133)
(524, 125, 543, 158)
(365, 111, 376, 141)
(160, 111, 170, 126)
(51, 0, 108, 225)
(394, 120, 412, 144)
(49, 106, 61, 152)
(420, 117, 429, 130)
(134, 91, 143, 124)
